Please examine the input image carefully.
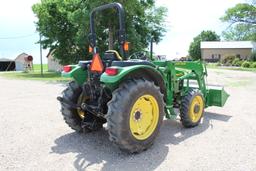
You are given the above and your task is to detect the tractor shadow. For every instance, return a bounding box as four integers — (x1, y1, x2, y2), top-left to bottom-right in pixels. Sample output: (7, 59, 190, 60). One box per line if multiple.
(51, 111, 231, 171)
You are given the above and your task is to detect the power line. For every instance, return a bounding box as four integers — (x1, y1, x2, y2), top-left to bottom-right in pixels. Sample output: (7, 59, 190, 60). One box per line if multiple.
(0, 33, 37, 40)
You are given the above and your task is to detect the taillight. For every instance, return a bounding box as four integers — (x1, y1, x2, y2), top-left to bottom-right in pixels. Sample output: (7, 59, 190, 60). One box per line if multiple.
(105, 68, 118, 76)
(63, 65, 72, 72)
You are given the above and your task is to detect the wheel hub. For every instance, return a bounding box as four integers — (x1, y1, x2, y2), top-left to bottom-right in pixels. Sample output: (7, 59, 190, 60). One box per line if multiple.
(129, 95, 159, 140)
(134, 111, 142, 121)
(194, 104, 200, 113)
(189, 95, 204, 123)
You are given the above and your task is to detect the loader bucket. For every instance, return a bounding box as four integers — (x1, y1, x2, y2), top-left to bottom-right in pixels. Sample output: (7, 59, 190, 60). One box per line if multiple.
(207, 85, 229, 107)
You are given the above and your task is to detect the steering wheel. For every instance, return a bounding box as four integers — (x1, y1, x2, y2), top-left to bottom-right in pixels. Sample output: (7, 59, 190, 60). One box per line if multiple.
(128, 51, 148, 60)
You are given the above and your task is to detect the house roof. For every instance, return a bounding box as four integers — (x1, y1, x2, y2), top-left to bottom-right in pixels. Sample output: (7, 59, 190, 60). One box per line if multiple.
(46, 49, 55, 58)
(0, 58, 14, 62)
(15, 53, 29, 60)
(201, 41, 256, 49)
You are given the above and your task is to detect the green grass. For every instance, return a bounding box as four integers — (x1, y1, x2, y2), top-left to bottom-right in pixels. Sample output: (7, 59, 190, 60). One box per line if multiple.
(0, 64, 71, 82)
(206, 63, 219, 68)
(0, 71, 71, 82)
(33, 64, 48, 71)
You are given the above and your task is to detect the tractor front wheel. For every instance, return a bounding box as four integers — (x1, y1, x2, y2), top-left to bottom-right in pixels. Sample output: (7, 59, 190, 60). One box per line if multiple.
(107, 79, 164, 153)
(180, 89, 205, 128)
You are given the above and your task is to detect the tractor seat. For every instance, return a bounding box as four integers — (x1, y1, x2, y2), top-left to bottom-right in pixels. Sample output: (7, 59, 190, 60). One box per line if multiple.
(111, 60, 155, 68)
(103, 50, 123, 61)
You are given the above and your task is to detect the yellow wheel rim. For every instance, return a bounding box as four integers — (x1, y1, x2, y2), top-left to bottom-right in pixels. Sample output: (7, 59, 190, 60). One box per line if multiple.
(189, 95, 204, 123)
(77, 94, 88, 119)
(129, 94, 159, 140)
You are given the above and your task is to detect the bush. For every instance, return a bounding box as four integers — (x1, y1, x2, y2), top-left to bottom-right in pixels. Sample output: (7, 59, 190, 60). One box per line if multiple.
(216, 62, 221, 66)
(221, 55, 236, 66)
(250, 62, 256, 68)
(237, 60, 244, 67)
(241, 61, 251, 68)
(225, 62, 232, 66)
(232, 58, 241, 66)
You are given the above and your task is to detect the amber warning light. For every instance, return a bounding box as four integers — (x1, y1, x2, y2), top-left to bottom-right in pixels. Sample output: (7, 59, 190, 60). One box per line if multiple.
(123, 42, 129, 51)
(89, 46, 93, 53)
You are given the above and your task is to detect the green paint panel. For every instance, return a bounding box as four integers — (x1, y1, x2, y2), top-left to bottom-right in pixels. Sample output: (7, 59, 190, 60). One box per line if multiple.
(100, 65, 156, 84)
(207, 85, 229, 107)
(62, 65, 87, 86)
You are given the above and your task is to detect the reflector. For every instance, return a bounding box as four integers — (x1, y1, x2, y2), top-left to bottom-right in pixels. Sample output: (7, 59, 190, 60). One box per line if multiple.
(90, 53, 104, 73)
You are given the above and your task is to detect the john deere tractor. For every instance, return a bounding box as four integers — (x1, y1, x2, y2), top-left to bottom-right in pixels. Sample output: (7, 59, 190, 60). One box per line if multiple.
(57, 3, 229, 153)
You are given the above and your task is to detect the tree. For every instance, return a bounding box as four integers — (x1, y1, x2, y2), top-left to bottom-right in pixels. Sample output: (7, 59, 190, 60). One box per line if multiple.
(222, 24, 256, 41)
(32, 0, 167, 65)
(221, 1, 256, 41)
(188, 30, 220, 60)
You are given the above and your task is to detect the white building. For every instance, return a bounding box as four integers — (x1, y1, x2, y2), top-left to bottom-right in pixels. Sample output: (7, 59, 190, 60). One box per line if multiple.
(46, 50, 63, 72)
(201, 41, 256, 62)
(15, 53, 33, 71)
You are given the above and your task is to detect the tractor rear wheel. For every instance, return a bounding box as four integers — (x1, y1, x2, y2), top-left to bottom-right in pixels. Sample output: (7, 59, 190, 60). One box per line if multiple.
(180, 89, 205, 128)
(107, 79, 164, 153)
(60, 81, 103, 132)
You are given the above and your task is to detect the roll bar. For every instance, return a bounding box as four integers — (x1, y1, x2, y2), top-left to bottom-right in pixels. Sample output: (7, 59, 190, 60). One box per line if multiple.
(88, 3, 127, 58)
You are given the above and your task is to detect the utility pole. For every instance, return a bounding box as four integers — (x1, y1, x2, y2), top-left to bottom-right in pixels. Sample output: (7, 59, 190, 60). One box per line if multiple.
(40, 34, 43, 77)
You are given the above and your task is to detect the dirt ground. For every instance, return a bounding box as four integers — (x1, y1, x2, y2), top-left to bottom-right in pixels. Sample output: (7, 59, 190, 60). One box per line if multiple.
(0, 69, 256, 171)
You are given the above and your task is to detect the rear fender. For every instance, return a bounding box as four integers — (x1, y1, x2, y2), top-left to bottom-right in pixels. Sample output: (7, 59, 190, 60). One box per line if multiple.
(100, 65, 166, 97)
(62, 65, 87, 86)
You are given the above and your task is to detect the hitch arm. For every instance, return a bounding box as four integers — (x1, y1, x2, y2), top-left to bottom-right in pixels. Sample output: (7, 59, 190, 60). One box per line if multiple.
(57, 96, 105, 119)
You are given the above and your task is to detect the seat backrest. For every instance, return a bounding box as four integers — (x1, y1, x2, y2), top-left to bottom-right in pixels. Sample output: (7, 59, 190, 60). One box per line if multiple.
(104, 50, 123, 61)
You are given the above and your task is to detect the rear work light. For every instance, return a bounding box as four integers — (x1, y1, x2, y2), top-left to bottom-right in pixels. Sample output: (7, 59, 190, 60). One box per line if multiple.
(63, 65, 72, 72)
(105, 68, 119, 76)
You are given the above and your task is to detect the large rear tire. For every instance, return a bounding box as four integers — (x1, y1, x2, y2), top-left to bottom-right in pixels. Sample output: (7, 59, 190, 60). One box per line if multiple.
(60, 81, 103, 132)
(107, 79, 165, 153)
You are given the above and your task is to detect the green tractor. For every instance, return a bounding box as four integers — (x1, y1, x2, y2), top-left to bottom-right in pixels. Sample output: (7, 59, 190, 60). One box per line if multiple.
(57, 3, 229, 153)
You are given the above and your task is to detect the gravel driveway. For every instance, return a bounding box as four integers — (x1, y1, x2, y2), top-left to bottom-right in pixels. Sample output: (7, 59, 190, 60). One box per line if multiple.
(0, 69, 256, 171)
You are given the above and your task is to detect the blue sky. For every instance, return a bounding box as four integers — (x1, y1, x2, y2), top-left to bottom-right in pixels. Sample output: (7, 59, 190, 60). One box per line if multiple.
(0, 0, 245, 63)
